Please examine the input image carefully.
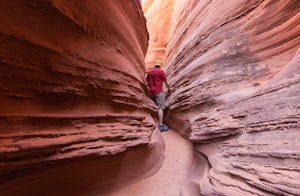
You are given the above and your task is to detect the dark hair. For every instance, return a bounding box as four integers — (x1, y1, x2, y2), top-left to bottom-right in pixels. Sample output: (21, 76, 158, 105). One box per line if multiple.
(154, 65, 160, 68)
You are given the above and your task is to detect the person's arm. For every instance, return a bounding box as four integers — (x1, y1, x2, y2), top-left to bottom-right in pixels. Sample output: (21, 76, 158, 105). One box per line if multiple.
(161, 70, 171, 92)
(146, 73, 149, 88)
(164, 80, 171, 92)
(145, 73, 151, 96)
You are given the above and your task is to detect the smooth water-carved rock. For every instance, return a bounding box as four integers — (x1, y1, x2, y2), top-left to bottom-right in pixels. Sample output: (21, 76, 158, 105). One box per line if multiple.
(2, 0, 300, 195)
(0, 1, 163, 195)
(161, 0, 300, 195)
(188, 49, 300, 195)
(142, 0, 175, 70)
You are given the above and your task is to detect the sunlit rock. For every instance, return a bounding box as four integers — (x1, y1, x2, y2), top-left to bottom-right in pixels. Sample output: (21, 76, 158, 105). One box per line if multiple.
(142, 0, 175, 70)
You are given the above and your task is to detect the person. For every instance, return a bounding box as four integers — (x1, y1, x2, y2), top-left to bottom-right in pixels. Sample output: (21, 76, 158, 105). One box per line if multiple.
(147, 60, 171, 132)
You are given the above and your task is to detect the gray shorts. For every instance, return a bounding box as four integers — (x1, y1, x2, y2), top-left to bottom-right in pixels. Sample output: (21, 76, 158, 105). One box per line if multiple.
(152, 92, 166, 110)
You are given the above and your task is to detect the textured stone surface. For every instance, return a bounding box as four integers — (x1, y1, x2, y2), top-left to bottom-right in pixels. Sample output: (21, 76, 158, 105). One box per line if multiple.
(0, 1, 163, 195)
(142, 0, 175, 70)
(162, 0, 300, 195)
(2, 0, 300, 195)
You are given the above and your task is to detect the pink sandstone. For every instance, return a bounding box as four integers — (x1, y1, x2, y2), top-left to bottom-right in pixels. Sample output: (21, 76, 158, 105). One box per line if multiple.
(1, 0, 300, 195)
(162, 0, 300, 195)
(142, 0, 175, 70)
(0, 1, 163, 195)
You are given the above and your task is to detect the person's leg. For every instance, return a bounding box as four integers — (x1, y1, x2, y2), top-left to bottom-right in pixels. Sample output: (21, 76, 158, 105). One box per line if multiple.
(158, 108, 164, 125)
(156, 93, 168, 131)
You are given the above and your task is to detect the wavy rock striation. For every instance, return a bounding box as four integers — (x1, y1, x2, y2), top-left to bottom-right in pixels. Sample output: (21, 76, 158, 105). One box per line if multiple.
(2, 0, 300, 195)
(0, 1, 163, 195)
(162, 0, 300, 195)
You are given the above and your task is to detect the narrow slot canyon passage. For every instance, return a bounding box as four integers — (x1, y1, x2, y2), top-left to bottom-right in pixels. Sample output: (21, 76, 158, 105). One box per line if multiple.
(0, 1, 300, 196)
(110, 130, 193, 196)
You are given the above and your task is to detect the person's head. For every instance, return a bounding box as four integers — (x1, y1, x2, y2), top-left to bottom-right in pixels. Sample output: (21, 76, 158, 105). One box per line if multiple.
(154, 59, 162, 68)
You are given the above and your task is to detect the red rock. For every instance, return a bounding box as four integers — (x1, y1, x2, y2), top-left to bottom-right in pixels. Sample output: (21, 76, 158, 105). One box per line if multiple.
(142, 0, 175, 70)
(0, 0, 163, 195)
(1, 0, 300, 195)
(161, 0, 300, 195)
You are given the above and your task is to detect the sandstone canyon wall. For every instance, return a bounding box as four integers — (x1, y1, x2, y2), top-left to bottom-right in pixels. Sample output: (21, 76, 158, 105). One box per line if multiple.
(142, 0, 175, 70)
(1, 0, 300, 195)
(162, 0, 300, 195)
(0, 1, 163, 195)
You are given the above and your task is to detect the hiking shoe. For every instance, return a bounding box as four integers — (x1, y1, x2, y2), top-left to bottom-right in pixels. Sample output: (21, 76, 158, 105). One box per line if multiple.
(158, 124, 169, 132)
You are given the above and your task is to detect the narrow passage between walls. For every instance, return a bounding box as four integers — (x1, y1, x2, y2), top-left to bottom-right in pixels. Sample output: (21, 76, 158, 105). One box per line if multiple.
(109, 129, 193, 196)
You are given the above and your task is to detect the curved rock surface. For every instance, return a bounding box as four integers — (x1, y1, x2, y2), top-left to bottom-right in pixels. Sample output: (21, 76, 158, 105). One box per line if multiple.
(0, 1, 163, 195)
(162, 0, 300, 195)
(2, 0, 300, 195)
(142, 0, 175, 70)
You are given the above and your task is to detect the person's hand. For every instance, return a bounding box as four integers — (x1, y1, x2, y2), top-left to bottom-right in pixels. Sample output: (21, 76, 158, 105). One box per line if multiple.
(166, 88, 171, 97)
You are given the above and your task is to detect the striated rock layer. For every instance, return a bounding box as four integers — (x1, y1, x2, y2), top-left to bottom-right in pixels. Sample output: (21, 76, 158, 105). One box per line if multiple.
(162, 0, 300, 195)
(0, 0, 163, 195)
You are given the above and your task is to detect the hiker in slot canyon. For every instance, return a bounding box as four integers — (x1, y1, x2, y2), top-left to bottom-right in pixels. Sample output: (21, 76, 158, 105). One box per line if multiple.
(146, 60, 171, 132)
(0, 0, 300, 195)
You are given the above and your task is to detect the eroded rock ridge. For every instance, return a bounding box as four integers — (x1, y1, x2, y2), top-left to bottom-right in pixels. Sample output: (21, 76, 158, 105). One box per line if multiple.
(0, 1, 163, 195)
(162, 0, 300, 195)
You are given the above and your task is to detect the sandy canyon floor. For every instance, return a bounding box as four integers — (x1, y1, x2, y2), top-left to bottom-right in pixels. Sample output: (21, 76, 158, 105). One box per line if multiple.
(109, 130, 193, 196)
